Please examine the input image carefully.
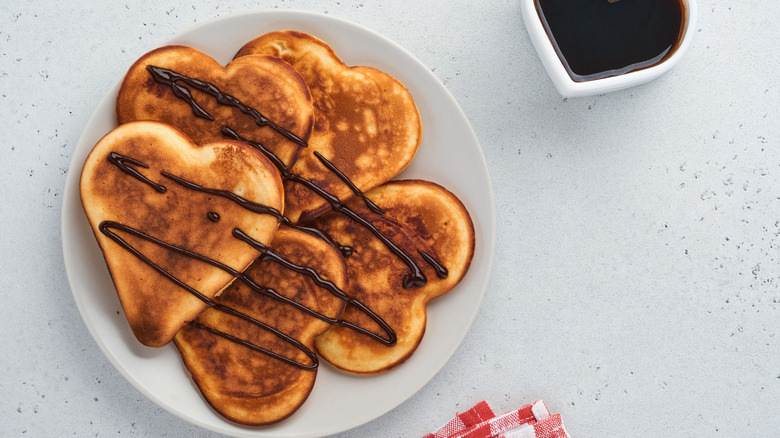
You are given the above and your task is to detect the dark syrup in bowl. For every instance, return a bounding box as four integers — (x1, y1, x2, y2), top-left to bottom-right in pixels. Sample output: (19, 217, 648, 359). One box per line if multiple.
(535, 0, 686, 82)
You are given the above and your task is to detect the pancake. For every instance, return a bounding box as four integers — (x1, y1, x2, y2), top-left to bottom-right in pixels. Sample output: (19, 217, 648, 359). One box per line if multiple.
(79, 121, 284, 347)
(236, 31, 422, 223)
(85, 33, 475, 424)
(173, 227, 347, 425)
(311, 180, 475, 373)
(116, 45, 314, 175)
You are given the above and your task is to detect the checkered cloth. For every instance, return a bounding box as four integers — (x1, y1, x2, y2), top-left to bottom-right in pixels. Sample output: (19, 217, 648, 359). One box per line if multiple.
(423, 400, 570, 438)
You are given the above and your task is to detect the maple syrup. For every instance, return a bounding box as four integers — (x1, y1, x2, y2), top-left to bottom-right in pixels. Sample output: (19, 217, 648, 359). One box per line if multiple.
(535, 0, 686, 82)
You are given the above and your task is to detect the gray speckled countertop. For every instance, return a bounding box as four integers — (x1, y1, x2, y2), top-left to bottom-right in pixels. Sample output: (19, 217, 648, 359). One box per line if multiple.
(2, 1, 779, 437)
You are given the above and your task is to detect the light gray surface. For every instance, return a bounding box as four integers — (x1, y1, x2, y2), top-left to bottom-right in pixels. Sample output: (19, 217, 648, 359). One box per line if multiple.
(2, 1, 778, 437)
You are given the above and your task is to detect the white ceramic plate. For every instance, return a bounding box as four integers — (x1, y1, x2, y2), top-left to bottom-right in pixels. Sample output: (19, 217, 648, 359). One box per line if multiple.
(61, 9, 494, 438)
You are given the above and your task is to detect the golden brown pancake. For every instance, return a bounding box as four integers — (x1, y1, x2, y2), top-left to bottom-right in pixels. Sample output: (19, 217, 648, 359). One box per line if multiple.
(311, 180, 475, 373)
(236, 31, 422, 223)
(79, 121, 284, 347)
(116, 45, 313, 174)
(173, 227, 347, 425)
(86, 33, 474, 424)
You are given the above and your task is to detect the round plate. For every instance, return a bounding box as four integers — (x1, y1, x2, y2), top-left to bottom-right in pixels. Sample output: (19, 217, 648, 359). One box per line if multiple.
(61, 9, 495, 438)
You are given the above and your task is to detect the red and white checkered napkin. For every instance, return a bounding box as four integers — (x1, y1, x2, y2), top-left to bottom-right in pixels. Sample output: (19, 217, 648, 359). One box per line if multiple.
(423, 400, 570, 438)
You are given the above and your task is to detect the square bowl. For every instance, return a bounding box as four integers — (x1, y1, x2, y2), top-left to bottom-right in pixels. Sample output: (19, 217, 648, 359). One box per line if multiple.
(521, 0, 698, 98)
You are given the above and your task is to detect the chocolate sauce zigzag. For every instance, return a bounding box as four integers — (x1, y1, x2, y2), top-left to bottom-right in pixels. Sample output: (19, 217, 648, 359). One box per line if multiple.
(235, 31, 423, 223)
(145, 66, 445, 289)
(101, 151, 396, 366)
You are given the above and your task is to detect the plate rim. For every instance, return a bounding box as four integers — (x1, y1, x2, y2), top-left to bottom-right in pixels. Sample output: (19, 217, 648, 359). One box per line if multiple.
(61, 8, 496, 437)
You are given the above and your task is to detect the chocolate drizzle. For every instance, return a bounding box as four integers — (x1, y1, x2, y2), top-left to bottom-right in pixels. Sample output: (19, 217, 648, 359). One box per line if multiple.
(121, 65, 452, 366)
(222, 127, 428, 288)
(313, 150, 385, 216)
(145, 66, 436, 286)
(232, 228, 395, 345)
(146, 65, 308, 150)
(98, 220, 320, 370)
(102, 152, 396, 368)
(107, 152, 166, 193)
(419, 250, 449, 279)
(162, 170, 284, 217)
(110, 150, 351, 259)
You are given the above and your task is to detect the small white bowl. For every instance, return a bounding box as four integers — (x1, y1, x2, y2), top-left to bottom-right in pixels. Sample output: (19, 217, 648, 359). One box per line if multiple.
(521, 0, 697, 98)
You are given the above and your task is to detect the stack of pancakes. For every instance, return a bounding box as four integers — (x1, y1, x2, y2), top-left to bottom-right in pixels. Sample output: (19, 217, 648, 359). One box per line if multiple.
(79, 31, 475, 425)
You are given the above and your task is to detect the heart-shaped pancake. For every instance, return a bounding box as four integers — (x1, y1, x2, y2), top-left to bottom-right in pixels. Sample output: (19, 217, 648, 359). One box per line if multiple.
(173, 227, 346, 425)
(311, 180, 475, 373)
(116, 45, 314, 179)
(80, 121, 284, 347)
(236, 31, 422, 223)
